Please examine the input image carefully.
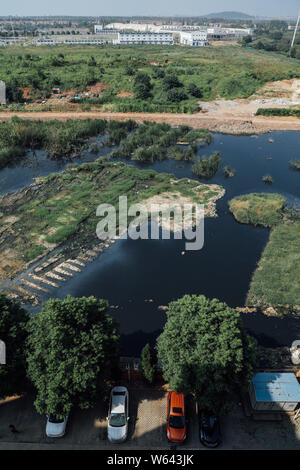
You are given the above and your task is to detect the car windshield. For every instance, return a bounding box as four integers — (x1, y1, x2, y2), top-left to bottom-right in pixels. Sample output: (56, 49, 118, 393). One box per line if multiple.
(48, 415, 64, 424)
(202, 416, 217, 434)
(169, 415, 185, 429)
(110, 413, 126, 427)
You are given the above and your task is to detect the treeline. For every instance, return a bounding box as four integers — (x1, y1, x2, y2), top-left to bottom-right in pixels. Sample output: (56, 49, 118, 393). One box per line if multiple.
(0, 293, 257, 417)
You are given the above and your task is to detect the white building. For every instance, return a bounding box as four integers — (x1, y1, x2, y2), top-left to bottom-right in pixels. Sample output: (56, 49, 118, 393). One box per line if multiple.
(207, 27, 253, 39)
(115, 31, 174, 45)
(94, 24, 103, 33)
(36, 36, 105, 46)
(180, 31, 208, 46)
(63, 37, 105, 45)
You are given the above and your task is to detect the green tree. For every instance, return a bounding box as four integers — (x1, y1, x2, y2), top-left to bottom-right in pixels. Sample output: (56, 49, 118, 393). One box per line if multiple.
(162, 74, 183, 91)
(133, 72, 152, 99)
(157, 295, 257, 414)
(187, 82, 202, 98)
(26, 296, 119, 417)
(6, 81, 24, 103)
(141, 344, 156, 384)
(242, 35, 253, 46)
(166, 88, 187, 102)
(0, 294, 28, 398)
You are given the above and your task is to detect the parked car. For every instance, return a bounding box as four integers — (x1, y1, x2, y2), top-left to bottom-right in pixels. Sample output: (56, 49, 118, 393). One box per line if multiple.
(107, 386, 129, 443)
(166, 391, 187, 443)
(46, 414, 68, 438)
(199, 412, 222, 448)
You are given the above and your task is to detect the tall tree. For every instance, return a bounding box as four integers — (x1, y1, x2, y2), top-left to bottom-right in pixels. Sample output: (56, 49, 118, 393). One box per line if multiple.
(0, 294, 28, 398)
(133, 72, 152, 99)
(141, 343, 156, 384)
(26, 296, 119, 417)
(157, 295, 257, 414)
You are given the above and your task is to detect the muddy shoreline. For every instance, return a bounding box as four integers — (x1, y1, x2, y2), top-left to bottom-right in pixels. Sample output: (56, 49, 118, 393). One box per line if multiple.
(1, 111, 300, 135)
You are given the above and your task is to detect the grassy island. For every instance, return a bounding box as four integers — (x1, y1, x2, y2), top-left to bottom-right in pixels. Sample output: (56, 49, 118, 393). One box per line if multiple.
(0, 160, 224, 280)
(229, 193, 286, 228)
(247, 219, 300, 310)
(229, 192, 300, 313)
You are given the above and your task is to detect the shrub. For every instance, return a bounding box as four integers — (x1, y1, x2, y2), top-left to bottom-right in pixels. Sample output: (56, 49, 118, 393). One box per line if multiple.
(0, 146, 27, 169)
(162, 74, 183, 91)
(290, 159, 300, 170)
(263, 174, 274, 184)
(187, 83, 203, 98)
(192, 152, 221, 179)
(166, 88, 188, 102)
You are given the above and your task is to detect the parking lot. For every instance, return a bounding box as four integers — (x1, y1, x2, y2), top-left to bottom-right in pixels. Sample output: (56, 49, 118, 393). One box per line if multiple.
(0, 388, 299, 450)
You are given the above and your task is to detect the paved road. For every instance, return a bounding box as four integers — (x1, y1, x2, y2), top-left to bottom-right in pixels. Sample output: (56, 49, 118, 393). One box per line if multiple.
(0, 390, 299, 450)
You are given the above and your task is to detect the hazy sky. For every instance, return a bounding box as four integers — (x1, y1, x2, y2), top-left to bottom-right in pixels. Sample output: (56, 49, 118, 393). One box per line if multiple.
(0, 0, 298, 18)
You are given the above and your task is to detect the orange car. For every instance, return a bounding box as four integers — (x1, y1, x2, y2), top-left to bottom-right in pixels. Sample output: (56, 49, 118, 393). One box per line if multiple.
(166, 391, 186, 443)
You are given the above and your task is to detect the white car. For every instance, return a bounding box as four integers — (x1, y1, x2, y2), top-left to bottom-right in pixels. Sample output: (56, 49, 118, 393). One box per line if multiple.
(107, 386, 129, 443)
(46, 414, 69, 438)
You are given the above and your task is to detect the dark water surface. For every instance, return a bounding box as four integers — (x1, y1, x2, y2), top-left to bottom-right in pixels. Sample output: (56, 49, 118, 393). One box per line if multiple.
(2, 131, 300, 354)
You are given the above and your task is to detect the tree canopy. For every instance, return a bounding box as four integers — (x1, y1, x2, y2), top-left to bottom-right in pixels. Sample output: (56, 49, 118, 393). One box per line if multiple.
(0, 293, 28, 399)
(157, 295, 257, 414)
(133, 72, 152, 100)
(141, 343, 157, 384)
(26, 295, 119, 417)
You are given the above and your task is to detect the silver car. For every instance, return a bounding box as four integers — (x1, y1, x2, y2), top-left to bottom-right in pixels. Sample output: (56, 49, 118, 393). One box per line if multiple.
(46, 414, 68, 438)
(107, 386, 129, 443)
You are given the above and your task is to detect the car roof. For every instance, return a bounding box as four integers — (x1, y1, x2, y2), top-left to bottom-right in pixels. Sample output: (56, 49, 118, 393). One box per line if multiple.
(170, 392, 184, 414)
(111, 387, 127, 413)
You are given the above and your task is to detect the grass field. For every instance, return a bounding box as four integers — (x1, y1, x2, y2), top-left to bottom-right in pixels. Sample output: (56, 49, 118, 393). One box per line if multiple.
(1, 44, 300, 113)
(229, 192, 300, 311)
(229, 193, 286, 228)
(247, 220, 300, 310)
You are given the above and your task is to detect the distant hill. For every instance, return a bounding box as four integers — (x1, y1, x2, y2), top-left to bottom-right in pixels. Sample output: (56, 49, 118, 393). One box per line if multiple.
(204, 11, 254, 20)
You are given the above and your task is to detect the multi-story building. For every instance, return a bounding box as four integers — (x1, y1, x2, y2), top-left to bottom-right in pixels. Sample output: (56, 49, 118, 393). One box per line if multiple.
(36, 36, 105, 46)
(115, 31, 174, 45)
(180, 30, 208, 46)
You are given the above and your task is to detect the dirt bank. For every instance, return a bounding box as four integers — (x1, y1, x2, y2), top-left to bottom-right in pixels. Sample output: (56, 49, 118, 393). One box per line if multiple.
(1, 110, 300, 134)
(0, 106, 300, 135)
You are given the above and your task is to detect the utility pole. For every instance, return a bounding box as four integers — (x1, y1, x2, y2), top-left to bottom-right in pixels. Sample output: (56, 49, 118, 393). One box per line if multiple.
(291, 9, 300, 50)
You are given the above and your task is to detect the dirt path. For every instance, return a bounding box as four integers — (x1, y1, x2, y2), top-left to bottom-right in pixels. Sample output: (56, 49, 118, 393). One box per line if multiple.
(1, 110, 300, 134)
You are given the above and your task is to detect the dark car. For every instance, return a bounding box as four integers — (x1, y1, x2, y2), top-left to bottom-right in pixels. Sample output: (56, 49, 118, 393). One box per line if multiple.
(199, 412, 222, 448)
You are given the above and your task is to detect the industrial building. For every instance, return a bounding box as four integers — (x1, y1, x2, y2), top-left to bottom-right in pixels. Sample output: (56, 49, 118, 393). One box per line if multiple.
(207, 27, 253, 40)
(115, 32, 174, 45)
(36, 36, 105, 46)
(249, 373, 300, 412)
(180, 31, 208, 46)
